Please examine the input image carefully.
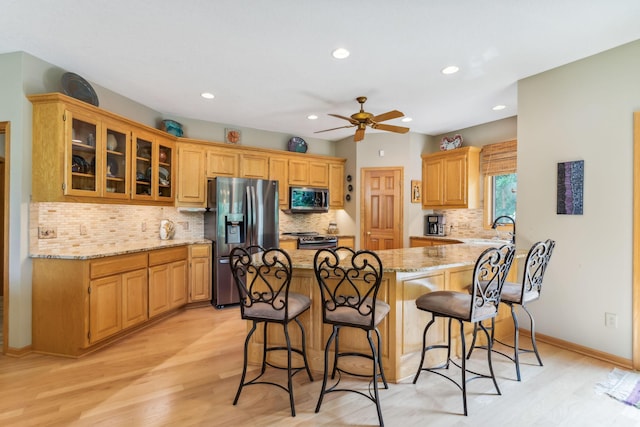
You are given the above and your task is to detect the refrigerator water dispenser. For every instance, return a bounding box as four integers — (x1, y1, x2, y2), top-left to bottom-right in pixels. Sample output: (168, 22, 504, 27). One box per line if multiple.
(225, 214, 245, 244)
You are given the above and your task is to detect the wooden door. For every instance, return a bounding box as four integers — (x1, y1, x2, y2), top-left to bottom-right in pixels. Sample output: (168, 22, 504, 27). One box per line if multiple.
(240, 153, 269, 179)
(89, 275, 122, 343)
(422, 158, 443, 207)
(442, 153, 466, 206)
(177, 144, 206, 205)
(361, 168, 403, 250)
(169, 260, 188, 308)
(268, 156, 289, 207)
(148, 264, 171, 318)
(122, 269, 148, 329)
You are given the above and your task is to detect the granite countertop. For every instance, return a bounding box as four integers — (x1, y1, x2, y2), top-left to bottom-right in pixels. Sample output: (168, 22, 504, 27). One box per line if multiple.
(30, 238, 211, 260)
(286, 242, 522, 273)
(410, 235, 512, 245)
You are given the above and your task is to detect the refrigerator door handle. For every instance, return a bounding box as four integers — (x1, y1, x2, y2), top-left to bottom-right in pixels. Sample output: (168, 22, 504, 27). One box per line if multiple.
(250, 185, 257, 246)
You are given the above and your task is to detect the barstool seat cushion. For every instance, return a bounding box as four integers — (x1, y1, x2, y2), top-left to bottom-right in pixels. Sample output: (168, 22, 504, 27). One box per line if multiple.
(242, 292, 311, 321)
(500, 281, 540, 304)
(325, 297, 390, 327)
(416, 291, 495, 322)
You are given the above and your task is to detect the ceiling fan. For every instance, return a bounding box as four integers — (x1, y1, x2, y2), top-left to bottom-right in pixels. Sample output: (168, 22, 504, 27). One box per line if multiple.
(315, 96, 410, 142)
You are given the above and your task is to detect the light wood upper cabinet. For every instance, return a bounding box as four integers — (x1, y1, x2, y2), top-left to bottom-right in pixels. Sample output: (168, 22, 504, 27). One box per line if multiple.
(309, 161, 329, 187)
(206, 147, 239, 177)
(131, 129, 175, 203)
(288, 158, 309, 186)
(240, 153, 269, 179)
(421, 146, 480, 209)
(328, 161, 345, 208)
(269, 156, 289, 207)
(102, 119, 132, 200)
(29, 93, 172, 205)
(176, 143, 206, 207)
(289, 158, 329, 187)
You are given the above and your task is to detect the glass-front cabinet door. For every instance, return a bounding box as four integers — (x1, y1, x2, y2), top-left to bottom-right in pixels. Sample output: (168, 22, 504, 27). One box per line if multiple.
(132, 129, 174, 202)
(133, 131, 154, 201)
(66, 111, 101, 197)
(156, 139, 174, 201)
(103, 120, 131, 199)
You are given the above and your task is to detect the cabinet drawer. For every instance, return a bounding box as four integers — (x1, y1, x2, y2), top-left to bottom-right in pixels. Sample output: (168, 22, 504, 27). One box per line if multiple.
(91, 253, 148, 279)
(149, 246, 188, 266)
(190, 244, 210, 258)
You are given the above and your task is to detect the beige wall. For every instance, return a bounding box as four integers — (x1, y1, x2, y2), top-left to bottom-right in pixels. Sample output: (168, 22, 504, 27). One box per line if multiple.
(3, 37, 640, 359)
(518, 39, 640, 359)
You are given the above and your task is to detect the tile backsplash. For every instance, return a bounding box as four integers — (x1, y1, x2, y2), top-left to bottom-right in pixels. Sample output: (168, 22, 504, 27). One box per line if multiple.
(437, 208, 510, 240)
(30, 202, 205, 252)
(30, 202, 340, 253)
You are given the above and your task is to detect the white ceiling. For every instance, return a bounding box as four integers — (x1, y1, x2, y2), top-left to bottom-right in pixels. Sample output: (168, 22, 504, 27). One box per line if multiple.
(2, 1, 640, 141)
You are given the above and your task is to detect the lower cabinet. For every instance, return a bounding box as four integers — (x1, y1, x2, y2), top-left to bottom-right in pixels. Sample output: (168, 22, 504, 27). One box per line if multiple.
(337, 236, 355, 249)
(279, 239, 298, 251)
(89, 267, 148, 343)
(32, 245, 191, 357)
(148, 247, 188, 318)
(189, 244, 212, 303)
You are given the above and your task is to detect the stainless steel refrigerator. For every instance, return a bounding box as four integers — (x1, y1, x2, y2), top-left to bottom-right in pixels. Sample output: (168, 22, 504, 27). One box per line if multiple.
(204, 177, 279, 308)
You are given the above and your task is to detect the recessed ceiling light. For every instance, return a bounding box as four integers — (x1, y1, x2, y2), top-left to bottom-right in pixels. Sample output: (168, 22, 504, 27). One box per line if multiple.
(201, 92, 215, 99)
(307, 114, 318, 120)
(332, 48, 350, 59)
(492, 104, 506, 111)
(401, 117, 412, 123)
(441, 65, 459, 75)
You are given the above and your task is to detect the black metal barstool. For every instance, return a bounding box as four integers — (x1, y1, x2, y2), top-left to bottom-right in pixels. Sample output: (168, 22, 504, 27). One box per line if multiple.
(230, 245, 313, 417)
(413, 244, 515, 416)
(313, 247, 389, 427)
(467, 239, 556, 381)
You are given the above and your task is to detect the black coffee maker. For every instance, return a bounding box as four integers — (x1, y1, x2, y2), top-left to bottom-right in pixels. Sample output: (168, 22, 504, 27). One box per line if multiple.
(424, 214, 445, 236)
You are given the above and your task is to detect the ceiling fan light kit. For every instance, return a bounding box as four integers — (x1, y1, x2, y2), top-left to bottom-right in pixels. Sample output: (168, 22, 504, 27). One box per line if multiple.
(315, 96, 410, 142)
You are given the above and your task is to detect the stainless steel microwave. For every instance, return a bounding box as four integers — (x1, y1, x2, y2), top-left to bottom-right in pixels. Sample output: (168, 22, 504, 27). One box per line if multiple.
(289, 186, 329, 213)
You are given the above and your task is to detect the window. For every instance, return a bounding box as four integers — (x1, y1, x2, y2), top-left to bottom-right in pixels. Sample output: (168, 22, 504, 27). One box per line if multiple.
(481, 140, 517, 229)
(488, 173, 517, 224)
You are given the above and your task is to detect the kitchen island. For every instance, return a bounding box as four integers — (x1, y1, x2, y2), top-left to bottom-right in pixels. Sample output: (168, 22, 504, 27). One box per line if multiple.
(247, 242, 521, 383)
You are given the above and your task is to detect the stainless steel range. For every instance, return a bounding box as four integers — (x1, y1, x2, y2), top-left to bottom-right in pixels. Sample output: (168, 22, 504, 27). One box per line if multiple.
(283, 232, 338, 250)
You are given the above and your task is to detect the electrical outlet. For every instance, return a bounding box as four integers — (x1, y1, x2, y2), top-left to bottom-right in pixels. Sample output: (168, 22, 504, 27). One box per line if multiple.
(605, 312, 618, 328)
(38, 226, 57, 239)
(178, 221, 189, 231)
(80, 224, 87, 235)
(141, 221, 147, 232)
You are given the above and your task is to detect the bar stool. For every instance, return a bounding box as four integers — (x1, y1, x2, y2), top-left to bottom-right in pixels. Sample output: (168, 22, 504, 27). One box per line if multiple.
(229, 245, 313, 417)
(313, 247, 389, 427)
(467, 239, 556, 381)
(413, 244, 515, 416)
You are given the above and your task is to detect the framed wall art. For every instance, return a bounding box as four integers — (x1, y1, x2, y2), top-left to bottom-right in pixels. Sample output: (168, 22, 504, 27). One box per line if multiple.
(411, 180, 422, 203)
(557, 160, 584, 215)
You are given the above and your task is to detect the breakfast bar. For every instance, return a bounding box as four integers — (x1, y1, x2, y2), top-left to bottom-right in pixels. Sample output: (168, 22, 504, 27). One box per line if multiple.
(246, 242, 520, 383)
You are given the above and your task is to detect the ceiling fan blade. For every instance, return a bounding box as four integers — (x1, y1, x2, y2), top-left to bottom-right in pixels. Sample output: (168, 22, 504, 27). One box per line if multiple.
(372, 110, 404, 122)
(354, 127, 366, 142)
(371, 123, 410, 134)
(314, 124, 356, 134)
(329, 113, 359, 125)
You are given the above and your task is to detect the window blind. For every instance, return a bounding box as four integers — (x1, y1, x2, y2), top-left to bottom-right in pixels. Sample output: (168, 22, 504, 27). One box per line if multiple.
(481, 139, 517, 175)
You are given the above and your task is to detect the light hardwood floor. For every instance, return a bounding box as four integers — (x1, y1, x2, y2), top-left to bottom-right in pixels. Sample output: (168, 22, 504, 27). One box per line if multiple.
(1, 306, 639, 426)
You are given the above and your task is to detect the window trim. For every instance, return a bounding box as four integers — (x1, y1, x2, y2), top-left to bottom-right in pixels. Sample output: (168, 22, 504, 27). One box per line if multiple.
(483, 173, 516, 231)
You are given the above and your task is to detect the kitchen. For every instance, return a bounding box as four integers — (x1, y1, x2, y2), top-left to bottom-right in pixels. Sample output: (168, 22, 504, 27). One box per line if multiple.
(3, 38, 640, 366)
(1, 3, 640, 424)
